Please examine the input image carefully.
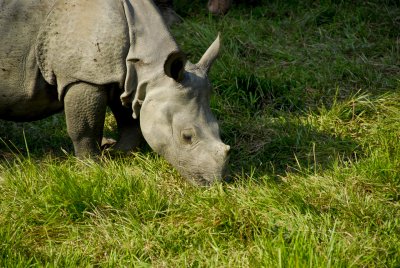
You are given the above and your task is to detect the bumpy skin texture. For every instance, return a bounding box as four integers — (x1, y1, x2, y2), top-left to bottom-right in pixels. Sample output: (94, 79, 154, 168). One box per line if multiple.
(0, 0, 229, 185)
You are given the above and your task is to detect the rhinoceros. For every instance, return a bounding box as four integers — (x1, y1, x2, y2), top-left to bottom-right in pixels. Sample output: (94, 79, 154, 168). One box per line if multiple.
(0, 0, 230, 185)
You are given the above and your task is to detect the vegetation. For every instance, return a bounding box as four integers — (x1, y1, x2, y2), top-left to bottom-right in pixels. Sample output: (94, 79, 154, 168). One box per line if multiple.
(1, 0, 399, 266)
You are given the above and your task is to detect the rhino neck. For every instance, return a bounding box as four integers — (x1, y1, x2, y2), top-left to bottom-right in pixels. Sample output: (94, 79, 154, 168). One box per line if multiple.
(120, 0, 181, 117)
(122, 0, 180, 67)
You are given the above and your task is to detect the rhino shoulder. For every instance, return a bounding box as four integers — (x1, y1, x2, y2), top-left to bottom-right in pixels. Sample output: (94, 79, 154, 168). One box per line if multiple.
(36, 0, 130, 98)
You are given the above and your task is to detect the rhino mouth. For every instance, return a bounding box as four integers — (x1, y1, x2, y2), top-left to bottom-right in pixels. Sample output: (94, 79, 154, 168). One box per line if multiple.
(177, 161, 229, 186)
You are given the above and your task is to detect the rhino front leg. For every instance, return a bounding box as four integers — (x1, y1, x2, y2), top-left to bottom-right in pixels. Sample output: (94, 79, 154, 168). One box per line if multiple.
(107, 87, 143, 152)
(64, 82, 108, 157)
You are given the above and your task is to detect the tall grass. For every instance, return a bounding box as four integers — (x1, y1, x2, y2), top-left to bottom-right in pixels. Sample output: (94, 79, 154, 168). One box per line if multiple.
(1, 0, 399, 266)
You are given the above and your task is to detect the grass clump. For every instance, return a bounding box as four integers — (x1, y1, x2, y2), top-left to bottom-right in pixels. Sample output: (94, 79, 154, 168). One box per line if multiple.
(1, 0, 399, 266)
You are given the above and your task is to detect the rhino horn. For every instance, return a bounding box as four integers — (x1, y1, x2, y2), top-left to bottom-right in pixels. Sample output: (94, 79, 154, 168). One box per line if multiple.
(197, 34, 220, 73)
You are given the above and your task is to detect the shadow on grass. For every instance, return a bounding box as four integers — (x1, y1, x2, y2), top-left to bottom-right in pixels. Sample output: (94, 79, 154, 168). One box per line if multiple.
(1, 108, 361, 184)
(0, 114, 73, 159)
(0, 110, 123, 160)
(223, 117, 361, 181)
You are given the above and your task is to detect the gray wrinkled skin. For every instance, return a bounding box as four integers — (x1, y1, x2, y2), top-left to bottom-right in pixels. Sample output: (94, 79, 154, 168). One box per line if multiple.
(0, 0, 230, 186)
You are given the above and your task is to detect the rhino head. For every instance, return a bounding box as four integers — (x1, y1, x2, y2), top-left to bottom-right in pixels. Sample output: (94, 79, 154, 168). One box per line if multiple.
(123, 36, 230, 186)
(115, 1, 229, 185)
(143, 36, 230, 185)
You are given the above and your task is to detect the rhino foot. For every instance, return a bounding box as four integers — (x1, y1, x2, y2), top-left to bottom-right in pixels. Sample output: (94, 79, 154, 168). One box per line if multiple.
(101, 137, 117, 150)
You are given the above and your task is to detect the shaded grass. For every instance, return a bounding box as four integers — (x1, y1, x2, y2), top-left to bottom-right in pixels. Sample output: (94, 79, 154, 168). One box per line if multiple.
(174, 0, 399, 112)
(1, 0, 400, 266)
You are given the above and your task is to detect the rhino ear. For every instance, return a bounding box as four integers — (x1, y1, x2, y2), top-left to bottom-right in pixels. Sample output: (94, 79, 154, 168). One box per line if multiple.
(197, 34, 221, 73)
(164, 51, 186, 82)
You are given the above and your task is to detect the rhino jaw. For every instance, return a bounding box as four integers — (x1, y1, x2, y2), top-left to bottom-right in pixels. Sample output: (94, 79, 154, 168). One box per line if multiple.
(172, 143, 231, 186)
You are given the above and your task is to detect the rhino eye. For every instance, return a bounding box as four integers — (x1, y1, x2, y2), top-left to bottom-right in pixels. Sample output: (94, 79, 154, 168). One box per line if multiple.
(181, 129, 195, 144)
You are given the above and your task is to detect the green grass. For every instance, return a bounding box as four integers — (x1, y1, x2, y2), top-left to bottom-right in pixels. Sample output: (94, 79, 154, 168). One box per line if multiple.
(1, 0, 399, 266)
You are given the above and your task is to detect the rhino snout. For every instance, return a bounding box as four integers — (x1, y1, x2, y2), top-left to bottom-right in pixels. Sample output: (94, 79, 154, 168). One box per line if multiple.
(175, 142, 230, 186)
(212, 143, 231, 164)
(218, 144, 231, 157)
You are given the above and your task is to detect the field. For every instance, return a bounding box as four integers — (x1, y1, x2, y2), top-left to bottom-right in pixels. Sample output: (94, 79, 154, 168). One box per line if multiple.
(1, 0, 399, 266)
